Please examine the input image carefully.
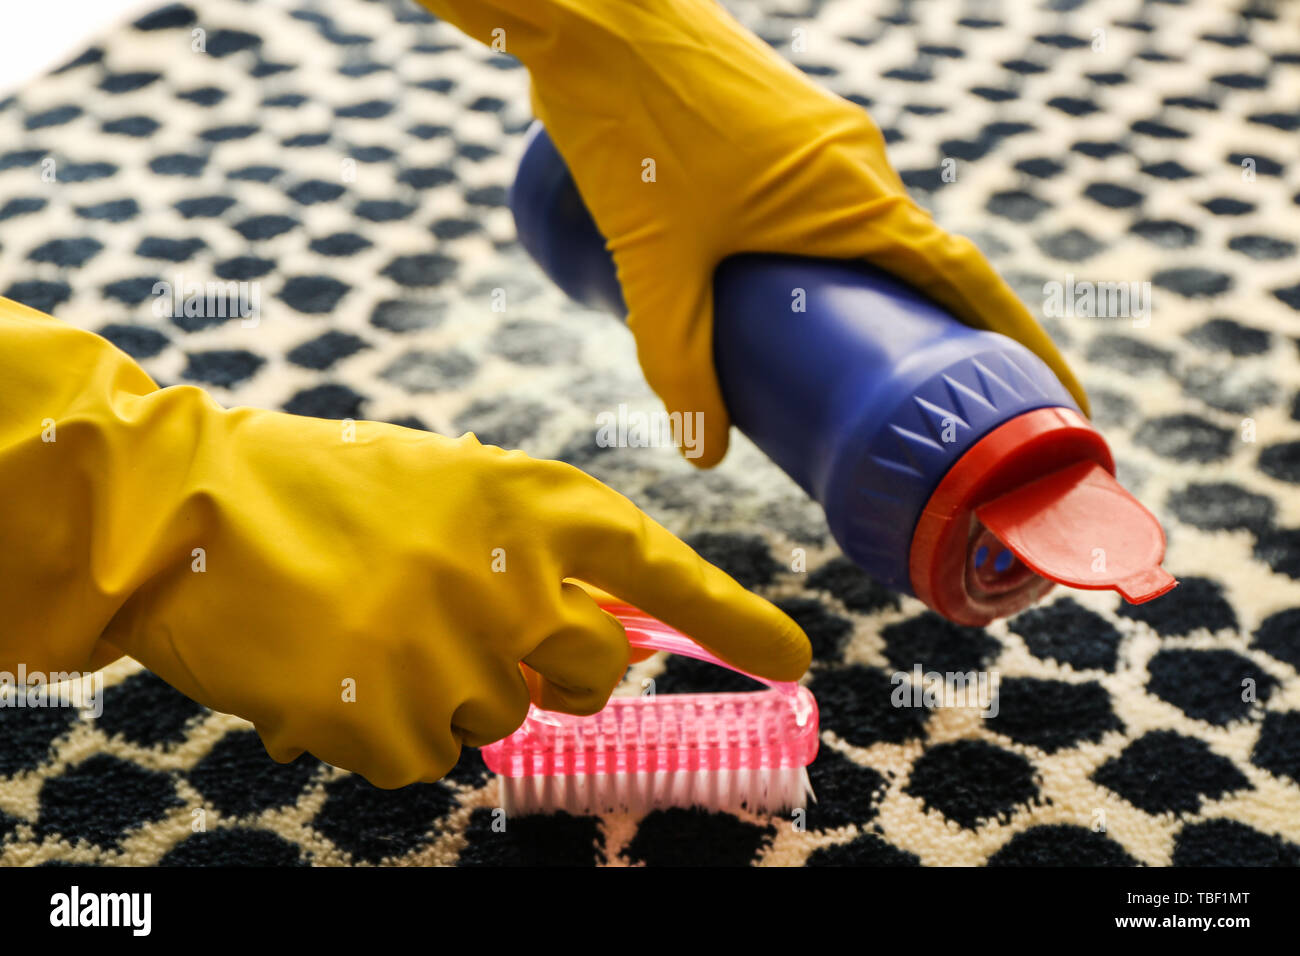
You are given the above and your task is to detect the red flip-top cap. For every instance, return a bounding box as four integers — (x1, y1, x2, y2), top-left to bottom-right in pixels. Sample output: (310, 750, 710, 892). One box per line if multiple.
(909, 407, 1177, 626)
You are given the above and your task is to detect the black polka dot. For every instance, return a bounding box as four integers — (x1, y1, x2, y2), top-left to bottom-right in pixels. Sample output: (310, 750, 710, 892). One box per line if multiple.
(282, 131, 331, 148)
(1172, 819, 1300, 866)
(453, 397, 549, 449)
(95, 671, 205, 746)
(1141, 160, 1196, 180)
(806, 556, 900, 614)
(187, 730, 320, 817)
(989, 678, 1122, 752)
(622, 808, 773, 866)
(1074, 140, 1127, 159)
(1087, 387, 1136, 427)
(369, 299, 445, 333)
(381, 253, 458, 287)
(149, 153, 206, 177)
(654, 654, 766, 695)
(102, 115, 162, 138)
(1084, 183, 1144, 208)
(100, 71, 161, 94)
(809, 664, 930, 747)
(182, 349, 266, 388)
(174, 195, 236, 218)
(1119, 576, 1236, 635)
(1183, 317, 1271, 356)
(1253, 608, 1300, 670)
(1228, 234, 1296, 260)
(1258, 442, 1300, 484)
(429, 219, 479, 244)
(1093, 731, 1251, 814)
(1048, 96, 1099, 116)
(381, 349, 477, 393)
(1212, 72, 1267, 90)
(278, 275, 351, 314)
(881, 612, 1001, 674)
(38, 755, 182, 846)
(803, 750, 887, 831)
(488, 318, 579, 365)
(349, 144, 394, 162)
(25, 105, 82, 130)
(465, 185, 508, 207)
(1202, 197, 1255, 216)
(1154, 267, 1232, 297)
(201, 124, 258, 143)
(1167, 482, 1274, 534)
(1254, 527, 1300, 579)
(1130, 218, 1198, 248)
(906, 740, 1039, 828)
(1131, 118, 1188, 139)
(228, 164, 281, 183)
(3, 279, 71, 313)
(1147, 649, 1276, 725)
(234, 214, 297, 241)
(1252, 711, 1300, 785)
(0, 704, 79, 776)
(459, 808, 604, 866)
(0, 149, 45, 170)
(987, 825, 1137, 866)
(287, 179, 345, 205)
(1009, 598, 1123, 671)
(214, 255, 274, 280)
(283, 383, 365, 419)
(309, 232, 372, 256)
(101, 276, 160, 306)
(28, 237, 102, 268)
(177, 86, 226, 107)
(986, 190, 1050, 222)
(0, 196, 46, 220)
(1036, 228, 1104, 262)
(1133, 414, 1234, 463)
(313, 774, 457, 863)
(397, 166, 455, 190)
(206, 29, 261, 58)
(1165, 94, 1216, 110)
(807, 833, 920, 866)
(98, 323, 170, 359)
(286, 330, 370, 370)
(134, 4, 197, 31)
(1086, 337, 1174, 375)
(136, 236, 207, 262)
(160, 828, 306, 866)
(457, 142, 496, 162)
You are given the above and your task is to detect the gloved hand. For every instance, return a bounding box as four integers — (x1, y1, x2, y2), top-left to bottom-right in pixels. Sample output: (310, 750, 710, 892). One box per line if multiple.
(418, 0, 1089, 466)
(0, 298, 810, 788)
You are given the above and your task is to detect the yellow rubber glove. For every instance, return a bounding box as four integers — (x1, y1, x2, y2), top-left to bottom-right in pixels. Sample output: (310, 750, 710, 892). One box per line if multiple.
(418, 0, 1089, 466)
(0, 298, 810, 788)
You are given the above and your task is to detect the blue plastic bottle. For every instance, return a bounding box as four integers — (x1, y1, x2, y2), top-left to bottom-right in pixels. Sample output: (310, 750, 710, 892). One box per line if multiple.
(510, 123, 1175, 623)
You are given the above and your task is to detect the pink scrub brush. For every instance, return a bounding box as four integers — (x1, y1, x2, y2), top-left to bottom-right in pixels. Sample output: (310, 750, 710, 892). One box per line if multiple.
(482, 603, 819, 817)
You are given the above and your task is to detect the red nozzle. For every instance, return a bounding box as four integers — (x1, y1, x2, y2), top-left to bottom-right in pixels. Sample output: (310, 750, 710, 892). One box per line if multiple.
(975, 460, 1177, 604)
(910, 407, 1177, 625)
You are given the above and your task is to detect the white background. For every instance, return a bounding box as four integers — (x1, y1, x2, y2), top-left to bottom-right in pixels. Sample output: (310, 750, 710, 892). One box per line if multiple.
(0, 0, 158, 97)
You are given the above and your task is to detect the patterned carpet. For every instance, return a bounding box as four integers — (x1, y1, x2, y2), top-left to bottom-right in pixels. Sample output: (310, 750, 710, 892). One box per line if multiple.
(0, 0, 1298, 866)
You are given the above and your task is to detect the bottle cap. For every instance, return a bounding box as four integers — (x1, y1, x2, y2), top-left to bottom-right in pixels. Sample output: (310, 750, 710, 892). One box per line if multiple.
(909, 406, 1177, 625)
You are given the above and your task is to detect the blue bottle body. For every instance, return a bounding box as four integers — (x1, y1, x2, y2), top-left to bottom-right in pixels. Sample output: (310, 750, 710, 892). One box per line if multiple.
(510, 124, 1079, 594)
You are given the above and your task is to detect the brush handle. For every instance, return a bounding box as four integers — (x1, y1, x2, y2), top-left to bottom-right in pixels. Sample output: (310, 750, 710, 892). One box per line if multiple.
(601, 602, 800, 698)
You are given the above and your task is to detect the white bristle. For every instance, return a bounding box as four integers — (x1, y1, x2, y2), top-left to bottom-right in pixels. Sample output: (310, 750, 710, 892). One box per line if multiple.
(499, 768, 815, 817)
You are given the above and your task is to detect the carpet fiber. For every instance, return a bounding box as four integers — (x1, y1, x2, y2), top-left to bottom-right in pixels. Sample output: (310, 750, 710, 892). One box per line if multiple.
(0, 0, 1298, 866)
